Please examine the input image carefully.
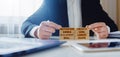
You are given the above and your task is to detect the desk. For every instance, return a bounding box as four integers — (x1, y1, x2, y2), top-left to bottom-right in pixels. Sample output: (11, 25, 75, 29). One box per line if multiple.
(22, 42, 120, 57)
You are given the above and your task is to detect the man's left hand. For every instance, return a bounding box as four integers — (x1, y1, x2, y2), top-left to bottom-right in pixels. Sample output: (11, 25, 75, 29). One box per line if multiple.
(87, 22, 109, 39)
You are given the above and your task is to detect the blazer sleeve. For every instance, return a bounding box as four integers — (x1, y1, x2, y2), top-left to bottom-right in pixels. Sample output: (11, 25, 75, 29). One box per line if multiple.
(96, 0, 118, 32)
(21, 0, 68, 38)
(82, 0, 118, 32)
(21, 20, 38, 38)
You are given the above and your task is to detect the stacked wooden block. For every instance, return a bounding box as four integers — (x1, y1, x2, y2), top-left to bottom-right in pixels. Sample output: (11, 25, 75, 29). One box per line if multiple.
(60, 27, 89, 40)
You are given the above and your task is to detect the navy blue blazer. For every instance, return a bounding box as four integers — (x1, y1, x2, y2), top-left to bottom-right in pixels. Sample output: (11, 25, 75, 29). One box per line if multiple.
(21, 0, 118, 38)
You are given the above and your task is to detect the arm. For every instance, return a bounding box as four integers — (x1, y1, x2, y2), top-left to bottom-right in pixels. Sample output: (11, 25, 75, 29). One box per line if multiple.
(82, 0, 118, 38)
(21, 20, 38, 38)
(94, 0, 118, 32)
(21, 0, 68, 38)
(87, 22, 109, 39)
(21, 20, 61, 39)
(82, 0, 118, 32)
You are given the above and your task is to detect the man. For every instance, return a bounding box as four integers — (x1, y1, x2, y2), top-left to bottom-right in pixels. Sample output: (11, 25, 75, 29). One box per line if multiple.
(21, 0, 118, 39)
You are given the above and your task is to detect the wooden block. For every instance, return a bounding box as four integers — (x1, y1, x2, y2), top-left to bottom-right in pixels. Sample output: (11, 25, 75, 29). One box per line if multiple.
(60, 28, 75, 40)
(75, 28, 89, 40)
(60, 27, 90, 40)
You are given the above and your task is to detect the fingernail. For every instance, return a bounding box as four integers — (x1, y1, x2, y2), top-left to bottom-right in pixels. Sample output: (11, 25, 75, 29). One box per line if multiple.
(94, 28, 98, 30)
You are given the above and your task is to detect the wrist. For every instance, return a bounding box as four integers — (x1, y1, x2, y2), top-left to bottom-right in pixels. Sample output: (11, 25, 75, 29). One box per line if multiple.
(30, 26, 39, 38)
(34, 28, 39, 38)
(106, 26, 110, 33)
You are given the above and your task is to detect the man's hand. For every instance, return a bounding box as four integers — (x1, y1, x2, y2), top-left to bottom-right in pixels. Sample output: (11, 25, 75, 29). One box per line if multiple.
(87, 22, 109, 39)
(34, 21, 62, 40)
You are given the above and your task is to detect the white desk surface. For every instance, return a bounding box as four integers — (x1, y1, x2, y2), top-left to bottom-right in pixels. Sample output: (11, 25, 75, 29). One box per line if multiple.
(22, 41, 120, 57)
(1, 37, 120, 57)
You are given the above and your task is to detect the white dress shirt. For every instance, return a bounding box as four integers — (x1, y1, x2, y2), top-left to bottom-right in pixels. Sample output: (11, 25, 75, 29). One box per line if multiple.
(30, 0, 110, 37)
(67, 0, 82, 28)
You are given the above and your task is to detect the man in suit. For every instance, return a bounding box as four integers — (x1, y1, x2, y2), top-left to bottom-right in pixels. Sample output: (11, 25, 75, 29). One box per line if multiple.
(21, 0, 118, 39)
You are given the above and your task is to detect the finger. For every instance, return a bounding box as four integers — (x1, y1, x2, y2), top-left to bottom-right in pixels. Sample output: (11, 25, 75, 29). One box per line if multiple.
(37, 29, 52, 39)
(42, 31, 52, 36)
(39, 22, 56, 33)
(40, 21, 62, 30)
(38, 35, 50, 40)
(88, 22, 106, 30)
(91, 25, 109, 39)
(47, 21, 62, 29)
(38, 26, 53, 36)
(92, 28, 103, 33)
(42, 36, 50, 40)
(40, 25, 56, 33)
(40, 35, 51, 40)
(37, 26, 53, 39)
(92, 27, 101, 32)
(94, 26, 108, 33)
(92, 26, 108, 33)
(96, 32, 108, 39)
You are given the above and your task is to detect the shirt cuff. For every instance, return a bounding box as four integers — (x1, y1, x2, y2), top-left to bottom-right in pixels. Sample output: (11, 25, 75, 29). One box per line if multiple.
(30, 26, 39, 38)
(107, 26, 110, 33)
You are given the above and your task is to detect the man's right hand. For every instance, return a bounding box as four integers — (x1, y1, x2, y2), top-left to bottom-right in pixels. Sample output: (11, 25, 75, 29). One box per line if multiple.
(34, 21, 62, 40)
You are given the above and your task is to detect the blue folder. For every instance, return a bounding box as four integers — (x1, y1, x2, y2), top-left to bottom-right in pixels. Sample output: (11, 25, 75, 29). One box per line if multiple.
(0, 38, 66, 57)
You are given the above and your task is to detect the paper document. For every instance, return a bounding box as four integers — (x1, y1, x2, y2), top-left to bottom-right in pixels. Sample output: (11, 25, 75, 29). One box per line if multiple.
(108, 31, 120, 38)
(109, 31, 120, 34)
